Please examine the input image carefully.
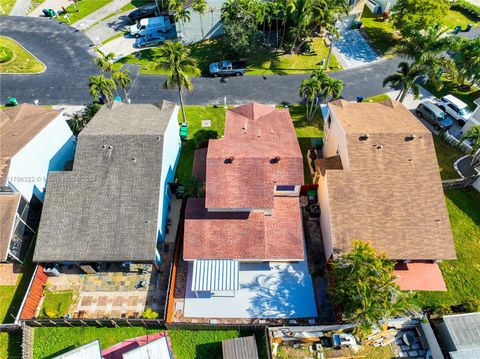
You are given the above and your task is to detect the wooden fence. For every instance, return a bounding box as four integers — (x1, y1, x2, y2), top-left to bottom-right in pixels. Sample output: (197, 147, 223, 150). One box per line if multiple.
(442, 175, 479, 190)
(18, 264, 46, 321)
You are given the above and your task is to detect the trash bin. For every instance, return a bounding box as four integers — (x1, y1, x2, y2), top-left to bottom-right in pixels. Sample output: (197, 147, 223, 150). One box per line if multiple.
(179, 123, 188, 141)
(357, 96, 364, 103)
(466, 24, 473, 32)
(453, 25, 462, 34)
(7, 97, 19, 106)
(353, 20, 362, 29)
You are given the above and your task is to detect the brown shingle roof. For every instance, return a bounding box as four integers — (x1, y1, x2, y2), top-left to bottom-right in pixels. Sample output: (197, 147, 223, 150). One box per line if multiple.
(0, 193, 20, 261)
(205, 103, 304, 209)
(0, 105, 61, 186)
(321, 100, 456, 260)
(184, 197, 304, 261)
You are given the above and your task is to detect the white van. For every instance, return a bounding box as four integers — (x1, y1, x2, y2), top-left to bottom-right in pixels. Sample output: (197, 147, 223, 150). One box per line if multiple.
(130, 16, 171, 37)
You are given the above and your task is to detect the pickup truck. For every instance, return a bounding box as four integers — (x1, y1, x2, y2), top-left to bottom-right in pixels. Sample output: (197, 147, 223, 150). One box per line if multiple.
(209, 60, 247, 77)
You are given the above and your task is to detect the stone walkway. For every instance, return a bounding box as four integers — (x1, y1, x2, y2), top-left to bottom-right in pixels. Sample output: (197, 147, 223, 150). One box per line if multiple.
(72, 0, 131, 30)
(0, 264, 21, 285)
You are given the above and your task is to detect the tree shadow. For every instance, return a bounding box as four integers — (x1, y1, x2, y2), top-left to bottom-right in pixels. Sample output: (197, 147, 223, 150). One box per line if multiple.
(445, 188, 480, 226)
(6, 331, 23, 359)
(43, 345, 76, 359)
(242, 265, 314, 318)
(195, 341, 224, 359)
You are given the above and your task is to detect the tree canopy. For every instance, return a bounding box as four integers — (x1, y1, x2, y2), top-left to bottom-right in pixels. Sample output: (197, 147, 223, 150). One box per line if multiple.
(328, 241, 416, 336)
(391, 0, 449, 35)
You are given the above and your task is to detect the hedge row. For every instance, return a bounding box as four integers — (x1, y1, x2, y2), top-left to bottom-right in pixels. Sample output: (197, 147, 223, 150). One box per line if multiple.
(0, 46, 13, 63)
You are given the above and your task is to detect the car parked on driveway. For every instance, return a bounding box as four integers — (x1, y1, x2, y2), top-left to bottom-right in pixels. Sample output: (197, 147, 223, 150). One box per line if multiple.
(130, 16, 171, 38)
(415, 101, 453, 130)
(135, 33, 166, 48)
(209, 60, 247, 77)
(127, 7, 157, 25)
(437, 95, 472, 127)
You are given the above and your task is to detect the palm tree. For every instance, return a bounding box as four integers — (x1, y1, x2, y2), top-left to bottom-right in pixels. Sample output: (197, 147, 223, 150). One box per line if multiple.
(93, 48, 115, 74)
(391, 23, 457, 68)
(208, 5, 216, 27)
(321, 76, 343, 103)
(175, 5, 191, 39)
(112, 70, 132, 102)
(382, 62, 425, 103)
(221, 0, 237, 22)
(279, 0, 295, 50)
(88, 74, 116, 103)
(299, 77, 322, 121)
(462, 126, 480, 168)
(156, 41, 200, 124)
(449, 37, 480, 89)
(192, 0, 207, 39)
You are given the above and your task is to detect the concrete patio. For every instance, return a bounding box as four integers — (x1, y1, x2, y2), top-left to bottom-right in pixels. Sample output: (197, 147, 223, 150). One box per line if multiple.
(182, 259, 318, 319)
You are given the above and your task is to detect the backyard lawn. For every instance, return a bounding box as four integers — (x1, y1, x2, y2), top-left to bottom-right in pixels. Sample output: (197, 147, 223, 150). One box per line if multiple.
(33, 327, 267, 359)
(119, 37, 340, 76)
(0, 36, 45, 74)
(415, 188, 480, 309)
(39, 290, 74, 319)
(57, 0, 112, 25)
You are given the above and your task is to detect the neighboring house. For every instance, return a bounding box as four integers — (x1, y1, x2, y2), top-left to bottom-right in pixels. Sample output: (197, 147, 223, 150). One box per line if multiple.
(182, 103, 317, 320)
(53, 340, 102, 359)
(314, 100, 457, 291)
(0, 104, 75, 263)
(33, 100, 180, 267)
(436, 312, 480, 359)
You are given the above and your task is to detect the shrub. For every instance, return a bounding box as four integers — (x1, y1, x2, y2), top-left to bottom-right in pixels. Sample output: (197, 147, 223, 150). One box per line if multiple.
(44, 309, 59, 318)
(452, 0, 480, 20)
(0, 46, 13, 63)
(140, 308, 158, 319)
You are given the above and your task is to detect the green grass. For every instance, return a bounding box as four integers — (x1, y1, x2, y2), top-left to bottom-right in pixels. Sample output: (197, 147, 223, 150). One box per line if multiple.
(33, 327, 266, 359)
(415, 188, 480, 309)
(0, 0, 15, 15)
(433, 136, 463, 180)
(441, 8, 479, 30)
(175, 106, 226, 184)
(119, 37, 340, 76)
(33, 327, 160, 358)
(102, 32, 124, 45)
(0, 241, 37, 324)
(288, 105, 324, 184)
(57, 0, 112, 24)
(360, 7, 398, 55)
(0, 36, 45, 74)
(174, 105, 323, 185)
(364, 93, 391, 102)
(422, 81, 480, 110)
(39, 290, 74, 319)
(0, 332, 22, 359)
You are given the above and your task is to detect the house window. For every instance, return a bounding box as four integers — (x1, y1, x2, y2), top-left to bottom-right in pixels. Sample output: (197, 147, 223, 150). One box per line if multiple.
(276, 185, 296, 191)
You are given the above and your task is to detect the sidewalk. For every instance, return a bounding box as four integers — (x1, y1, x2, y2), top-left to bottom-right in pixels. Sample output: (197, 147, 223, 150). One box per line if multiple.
(72, 0, 131, 30)
(9, 0, 32, 16)
(85, 9, 131, 43)
(28, 0, 70, 16)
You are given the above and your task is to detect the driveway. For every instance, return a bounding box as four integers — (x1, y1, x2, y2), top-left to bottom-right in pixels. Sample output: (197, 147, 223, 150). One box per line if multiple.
(0, 16, 100, 105)
(85, 10, 131, 43)
(334, 29, 381, 69)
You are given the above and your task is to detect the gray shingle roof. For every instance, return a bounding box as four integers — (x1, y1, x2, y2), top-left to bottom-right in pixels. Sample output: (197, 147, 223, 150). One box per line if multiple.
(33, 101, 176, 262)
(443, 312, 480, 352)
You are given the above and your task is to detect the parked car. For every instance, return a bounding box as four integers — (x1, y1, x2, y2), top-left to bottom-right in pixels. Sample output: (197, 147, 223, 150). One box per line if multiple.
(127, 7, 157, 25)
(209, 60, 247, 77)
(437, 95, 472, 127)
(415, 101, 453, 130)
(130, 16, 171, 38)
(135, 32, 166, 48)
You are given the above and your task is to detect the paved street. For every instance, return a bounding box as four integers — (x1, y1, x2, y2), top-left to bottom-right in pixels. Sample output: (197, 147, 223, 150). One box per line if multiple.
(1, 16, 400, 105)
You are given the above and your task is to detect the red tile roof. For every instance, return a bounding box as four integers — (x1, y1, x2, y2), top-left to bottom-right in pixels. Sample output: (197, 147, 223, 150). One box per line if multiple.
(205, 103, 304, 209)
(394, 262, 447, 291)
(184, 197, 304, 261)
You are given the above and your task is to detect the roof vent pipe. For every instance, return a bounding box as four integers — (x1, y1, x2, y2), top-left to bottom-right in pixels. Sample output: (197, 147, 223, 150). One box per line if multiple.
(225, 156, 234, 164)
(360, 134, 369, 141)
(271, 156, 281, 163)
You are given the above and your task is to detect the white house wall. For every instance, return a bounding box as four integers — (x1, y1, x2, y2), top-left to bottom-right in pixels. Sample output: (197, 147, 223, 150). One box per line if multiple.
(323, 111, 350, 170)
(157, 106, 181, 242)
(7, 113, 75, 201)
